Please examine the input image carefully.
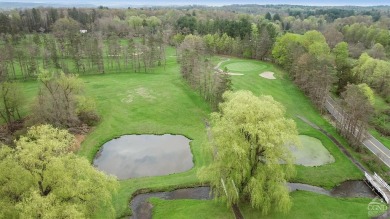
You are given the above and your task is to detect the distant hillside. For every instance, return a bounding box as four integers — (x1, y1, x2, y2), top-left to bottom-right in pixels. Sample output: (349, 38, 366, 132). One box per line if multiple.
(0, 2, 95, 9)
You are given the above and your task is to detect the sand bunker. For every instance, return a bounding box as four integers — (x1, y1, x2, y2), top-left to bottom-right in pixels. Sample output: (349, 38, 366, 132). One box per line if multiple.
(259, 71, 276, 79)
(226, 72, 244, 76)
(289, 135, 335, 166)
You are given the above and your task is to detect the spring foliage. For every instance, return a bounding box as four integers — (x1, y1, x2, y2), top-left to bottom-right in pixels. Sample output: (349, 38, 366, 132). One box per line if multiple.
(199, 90, 298, 215)
(33, 71, 99, 128)
(0, 125, 118, 218)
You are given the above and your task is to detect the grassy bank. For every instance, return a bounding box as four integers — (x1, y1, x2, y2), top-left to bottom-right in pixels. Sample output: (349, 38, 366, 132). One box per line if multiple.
(220, 57, 363, 188)
(150, 191, 375, 219)
(15, 49, 377, 218)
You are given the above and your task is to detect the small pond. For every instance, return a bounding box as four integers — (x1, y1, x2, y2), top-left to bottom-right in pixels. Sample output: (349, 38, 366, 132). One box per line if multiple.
(289, 135, 335, 166)
(93, 134, 193, 180)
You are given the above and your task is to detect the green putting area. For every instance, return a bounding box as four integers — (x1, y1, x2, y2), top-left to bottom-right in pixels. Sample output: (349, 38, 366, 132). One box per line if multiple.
(221, 60, 268, 73)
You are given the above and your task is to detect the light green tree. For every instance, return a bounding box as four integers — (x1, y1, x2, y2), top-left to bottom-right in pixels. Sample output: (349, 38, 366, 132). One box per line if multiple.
(352, 53, 376, 84)
(272, 33, 302, 70)
(358, 83, 375, 105)
(0, 125, 118, 218)
(333, 42, 350, 72)
(199, 90, 298, 215)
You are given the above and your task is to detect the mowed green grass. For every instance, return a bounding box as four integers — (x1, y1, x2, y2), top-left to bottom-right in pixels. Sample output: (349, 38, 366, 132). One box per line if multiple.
(222, 60, 267, 73)
(16, 50, 371, 218)
(14, 48, 212, 218)
(241, 191, 374, 219)
(148, 57, 372, 219)
(150, 191, 374, 219)
(76, 48, 216, 218)
(220, 57, 362, 188)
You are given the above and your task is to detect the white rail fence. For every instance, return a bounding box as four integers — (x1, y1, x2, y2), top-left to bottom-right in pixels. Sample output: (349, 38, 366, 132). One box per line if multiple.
(365, 172, 390, 204)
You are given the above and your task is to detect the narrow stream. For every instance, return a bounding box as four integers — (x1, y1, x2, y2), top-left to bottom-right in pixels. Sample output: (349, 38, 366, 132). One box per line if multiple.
(130, 187, 211, 219)
(130, 181, 376, 219)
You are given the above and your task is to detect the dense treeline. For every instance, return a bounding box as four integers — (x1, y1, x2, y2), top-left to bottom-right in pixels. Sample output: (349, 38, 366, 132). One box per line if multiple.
(178, 35, 231, 109)
(0, 4, 389, 147)
(273, 31, 335, 111)
(271, 30, 387, 147)
(0, 4, 389, 218)
(0, 20, 168, 80)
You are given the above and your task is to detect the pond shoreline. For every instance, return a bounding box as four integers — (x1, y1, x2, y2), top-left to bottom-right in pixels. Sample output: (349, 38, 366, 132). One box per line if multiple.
(129, 180, 376, 219)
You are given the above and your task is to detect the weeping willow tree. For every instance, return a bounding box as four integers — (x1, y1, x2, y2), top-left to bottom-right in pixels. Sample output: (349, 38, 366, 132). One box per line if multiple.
(199, 90, 298, 215)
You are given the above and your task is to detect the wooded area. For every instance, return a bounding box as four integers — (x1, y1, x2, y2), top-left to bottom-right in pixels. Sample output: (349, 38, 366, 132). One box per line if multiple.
(0, 4, 389, 218)
(0, 2, 388, 170)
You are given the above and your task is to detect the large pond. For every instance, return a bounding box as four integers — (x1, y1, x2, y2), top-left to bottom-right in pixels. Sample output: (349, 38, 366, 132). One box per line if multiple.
(93, 134, 193, 180)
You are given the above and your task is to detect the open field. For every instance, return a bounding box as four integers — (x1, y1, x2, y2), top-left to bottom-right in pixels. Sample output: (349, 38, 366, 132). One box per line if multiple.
(220, 57, 363, 188)
(14, 49, 380, 218)
(78, 47, 213, 218)
(222, 59, 267, 73)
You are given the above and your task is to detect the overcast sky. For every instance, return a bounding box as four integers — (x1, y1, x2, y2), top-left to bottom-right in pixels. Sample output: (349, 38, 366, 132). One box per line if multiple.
(1, 0, 389, 6)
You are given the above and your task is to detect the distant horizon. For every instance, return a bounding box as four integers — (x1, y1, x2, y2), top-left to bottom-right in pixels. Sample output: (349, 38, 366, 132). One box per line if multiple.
(0, 0, 390, 7)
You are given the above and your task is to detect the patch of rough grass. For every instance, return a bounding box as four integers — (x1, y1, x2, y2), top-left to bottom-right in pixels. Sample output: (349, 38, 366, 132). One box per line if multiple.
(121, 87, 156, 104)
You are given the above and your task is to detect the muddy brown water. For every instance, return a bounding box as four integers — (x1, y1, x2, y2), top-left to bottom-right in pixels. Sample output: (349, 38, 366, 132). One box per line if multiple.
(330, 180, 376, 198)
(130, 181, 376, 219)
(93, 134, 193, 180)
(130, 187, 211, 219)
(289, 180, 376, 198)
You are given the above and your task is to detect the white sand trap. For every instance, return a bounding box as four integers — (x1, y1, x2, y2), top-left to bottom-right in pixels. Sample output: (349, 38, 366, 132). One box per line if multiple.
(227, 72, 244, 76)
(260, 71, 276, 79)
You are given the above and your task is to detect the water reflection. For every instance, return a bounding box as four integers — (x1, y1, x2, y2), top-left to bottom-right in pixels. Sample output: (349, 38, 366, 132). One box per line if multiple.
(93, 134, 193, 179)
